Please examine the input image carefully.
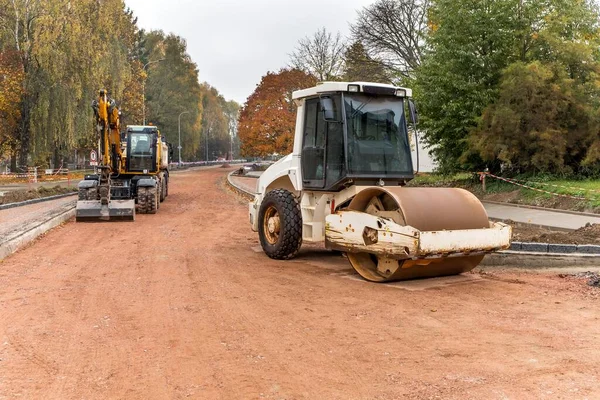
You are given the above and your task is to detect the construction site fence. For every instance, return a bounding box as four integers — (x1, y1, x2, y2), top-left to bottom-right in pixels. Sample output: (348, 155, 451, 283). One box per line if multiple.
(169, 159, 247, 169)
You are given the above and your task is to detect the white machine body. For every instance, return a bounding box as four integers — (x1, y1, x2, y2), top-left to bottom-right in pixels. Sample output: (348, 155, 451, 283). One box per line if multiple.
(249, 81, 511, 268)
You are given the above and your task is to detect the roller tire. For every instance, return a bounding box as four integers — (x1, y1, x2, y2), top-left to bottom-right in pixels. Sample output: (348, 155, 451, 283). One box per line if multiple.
(258, 189, 302, 260)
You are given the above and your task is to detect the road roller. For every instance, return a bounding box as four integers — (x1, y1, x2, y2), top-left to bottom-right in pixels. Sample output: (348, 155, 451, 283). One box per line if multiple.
(249, 81, 511, 282)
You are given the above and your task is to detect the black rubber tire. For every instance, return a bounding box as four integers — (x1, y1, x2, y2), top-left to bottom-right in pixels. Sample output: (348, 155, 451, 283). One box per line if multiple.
(137, 187, 148, 214)
(160, 177, 166, 202)
(258, 189, 302, 260)
(165, 175, 169, 197)
(147, 186, 158, 214)
(156, 185, 160, 210)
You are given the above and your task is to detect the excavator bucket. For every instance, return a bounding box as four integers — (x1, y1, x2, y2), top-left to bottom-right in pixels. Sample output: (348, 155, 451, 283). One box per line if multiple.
(75, 200, 136, 222)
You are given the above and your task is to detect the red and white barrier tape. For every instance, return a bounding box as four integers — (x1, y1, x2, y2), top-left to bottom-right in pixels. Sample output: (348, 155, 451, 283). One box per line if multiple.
(482, 173, 596, 201)
(495, 175, 600, 194)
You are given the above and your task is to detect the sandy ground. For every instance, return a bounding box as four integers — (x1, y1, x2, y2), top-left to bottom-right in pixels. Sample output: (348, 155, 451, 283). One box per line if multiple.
(0, 168, 599, 400)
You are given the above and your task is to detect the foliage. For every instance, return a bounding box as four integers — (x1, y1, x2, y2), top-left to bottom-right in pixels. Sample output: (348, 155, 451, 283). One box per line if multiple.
(289, 28, 346, 81)
(238, 69, 316, 157)
(0, 49, 24, 156)
(142, 31, 204, 160)
(343, 41, 391, 83)
(469, 61, 600, 174)
(414, 0, 520, 172)
(198, 83, 229, 160)
(414, 0, 600, 174)
(0, 1, 238, 168)
(468, 0, 600, 174)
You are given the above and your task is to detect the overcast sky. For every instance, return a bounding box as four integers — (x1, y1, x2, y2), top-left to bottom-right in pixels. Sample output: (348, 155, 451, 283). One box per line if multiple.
(124, 0, 376, 104)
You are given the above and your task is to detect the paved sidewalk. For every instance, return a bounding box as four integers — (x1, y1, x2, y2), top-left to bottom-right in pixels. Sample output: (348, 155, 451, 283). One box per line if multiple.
(0, 196, 75, 245)
(229, 175, 258, 194)
(483, 202, 600, 231)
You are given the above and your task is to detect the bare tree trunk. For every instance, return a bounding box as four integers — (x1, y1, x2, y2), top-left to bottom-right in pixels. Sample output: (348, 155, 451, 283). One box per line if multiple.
(17, 95, 31, 166)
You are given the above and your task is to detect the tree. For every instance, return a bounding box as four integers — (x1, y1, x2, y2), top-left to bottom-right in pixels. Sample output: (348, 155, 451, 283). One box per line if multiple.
(0, 0, 44, 167)
(199, 83, 228, 160)
(414, 0, 519, 172)
(468, 0, 600, 174)
(289, 28, 346, 81)
(238, 69, 316, 157)
(0, 0, 243, 169)
(0, 49, 24, 160)
(143, 31, 203, 160)
(0, 0, 142, 168)
(343, 41, 390, 83)
(351, 0, 429, 79)
(469, 62, 579, 173)
(222, 100, 240, 159)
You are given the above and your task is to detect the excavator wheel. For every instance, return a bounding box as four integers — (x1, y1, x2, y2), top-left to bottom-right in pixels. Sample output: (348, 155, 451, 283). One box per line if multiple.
(160, 177, 166, 202)
(137, 187, 147, 214)
(137, 186, 158, 214)
(345, 187, 490, 282)
(258, 189, 302, 260)
(156, 185, 160, 210)
(147, 186, 158, 214)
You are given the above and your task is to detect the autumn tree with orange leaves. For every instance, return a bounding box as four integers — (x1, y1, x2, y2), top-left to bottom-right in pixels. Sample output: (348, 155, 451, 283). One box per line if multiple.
(0, 50, 24, 158)
(238, 68, 316, 157)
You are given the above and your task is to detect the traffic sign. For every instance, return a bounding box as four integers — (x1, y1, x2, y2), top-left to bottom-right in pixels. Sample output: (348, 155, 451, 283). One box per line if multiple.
(90, 150, 98, 166)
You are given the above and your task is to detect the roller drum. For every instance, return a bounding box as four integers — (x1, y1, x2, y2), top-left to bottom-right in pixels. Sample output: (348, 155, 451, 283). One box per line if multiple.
(346, 187, 490, 282)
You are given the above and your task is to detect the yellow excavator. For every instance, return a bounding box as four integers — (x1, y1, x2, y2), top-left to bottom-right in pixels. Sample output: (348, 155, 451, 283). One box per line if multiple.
(76, 90, 172, 221)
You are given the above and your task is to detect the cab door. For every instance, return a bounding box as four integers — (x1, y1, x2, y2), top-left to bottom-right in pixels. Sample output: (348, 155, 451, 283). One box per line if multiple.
(301, 98, 326, 188)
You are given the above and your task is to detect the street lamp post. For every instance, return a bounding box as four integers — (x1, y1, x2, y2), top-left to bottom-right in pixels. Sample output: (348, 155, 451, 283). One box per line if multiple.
(142, 58, 165, 125)
(178, 111, 190, 166)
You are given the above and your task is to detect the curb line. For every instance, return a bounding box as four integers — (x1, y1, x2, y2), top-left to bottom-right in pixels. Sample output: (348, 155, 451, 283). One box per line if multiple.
(0, 206, 75, 261)
(227, 171, 255, 201)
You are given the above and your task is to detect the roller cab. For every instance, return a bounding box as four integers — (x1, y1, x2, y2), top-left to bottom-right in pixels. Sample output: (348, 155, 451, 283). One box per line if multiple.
(250, 82, 512, 282)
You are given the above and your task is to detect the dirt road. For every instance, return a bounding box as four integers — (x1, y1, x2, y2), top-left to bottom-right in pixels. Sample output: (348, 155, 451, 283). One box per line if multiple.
(0, 168, 599, 399)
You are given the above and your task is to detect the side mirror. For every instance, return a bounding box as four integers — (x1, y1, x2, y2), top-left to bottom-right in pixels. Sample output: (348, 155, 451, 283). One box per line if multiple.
(320, 96, 337, 122)
(408, 99, 419, 125)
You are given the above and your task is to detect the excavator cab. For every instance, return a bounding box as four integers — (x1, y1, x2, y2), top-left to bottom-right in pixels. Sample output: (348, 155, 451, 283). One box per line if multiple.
(300, 86, 414, 192)
(126, 126, 158, 173)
